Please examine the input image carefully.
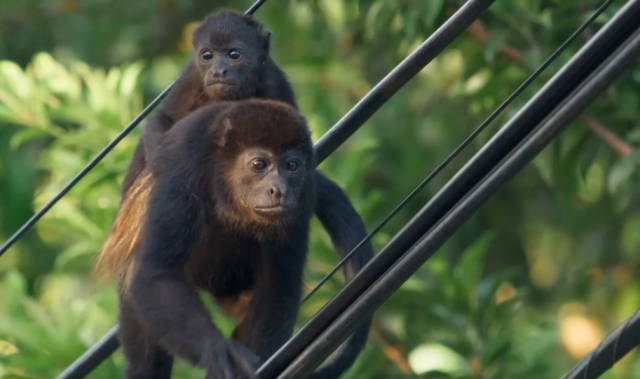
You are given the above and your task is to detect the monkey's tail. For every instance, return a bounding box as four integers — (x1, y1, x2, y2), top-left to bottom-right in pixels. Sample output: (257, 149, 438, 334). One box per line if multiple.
(310, 173, 374, 379)
(94, 171, 154, 286)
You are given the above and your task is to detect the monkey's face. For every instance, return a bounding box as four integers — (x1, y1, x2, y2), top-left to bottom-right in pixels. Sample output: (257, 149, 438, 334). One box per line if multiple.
(191, 12, 273, 101)
(194, 35, 267, 102)
(226, 147, 309, 222)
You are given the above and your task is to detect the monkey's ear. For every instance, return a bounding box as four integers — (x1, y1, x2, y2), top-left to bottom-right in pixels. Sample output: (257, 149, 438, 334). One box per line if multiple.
(191, 25, 202, 50)
(263, 31, 272, 50)
(254, 24, 271, 51)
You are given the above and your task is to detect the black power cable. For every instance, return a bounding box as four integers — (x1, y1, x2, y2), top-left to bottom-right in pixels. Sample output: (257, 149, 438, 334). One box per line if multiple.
(560, 307, 640, 379)
(246, 0, 268, 15)
(0, 0, 266, 258)
(255, 1, 640, 377)
(54, 326, 120, 379)
(278, 24, 640, 379)
(302, 0, 615, 304)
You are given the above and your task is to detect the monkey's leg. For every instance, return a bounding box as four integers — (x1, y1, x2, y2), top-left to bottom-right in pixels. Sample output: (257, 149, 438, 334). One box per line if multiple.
(128, 267, 258, 379)
(311, 171, 373, 379)
(119, 296, 174, 379)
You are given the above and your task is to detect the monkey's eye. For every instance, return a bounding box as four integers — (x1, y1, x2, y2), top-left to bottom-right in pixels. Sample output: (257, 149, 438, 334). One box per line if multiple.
(228, 49, 242, 60)
(201, 50, 214, 60)
(286, 160, 299, 173)
(251, 158, 267, 172)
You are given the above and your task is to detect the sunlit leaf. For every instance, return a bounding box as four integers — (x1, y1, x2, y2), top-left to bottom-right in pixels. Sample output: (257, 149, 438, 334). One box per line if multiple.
(0, 339, 19, 356)
(9, 127, 55, 148)
(456, 232, 494, 295)
(607, 150, 640, 194)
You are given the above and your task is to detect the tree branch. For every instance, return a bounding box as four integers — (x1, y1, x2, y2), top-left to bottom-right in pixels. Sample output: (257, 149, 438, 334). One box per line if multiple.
(581, 116, 640, 164)
(467, 19, 524, 64)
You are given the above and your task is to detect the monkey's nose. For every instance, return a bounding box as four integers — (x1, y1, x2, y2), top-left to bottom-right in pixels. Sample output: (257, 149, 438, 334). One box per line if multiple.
(269, 186, 284, 200)
(213, 69, 227, 78)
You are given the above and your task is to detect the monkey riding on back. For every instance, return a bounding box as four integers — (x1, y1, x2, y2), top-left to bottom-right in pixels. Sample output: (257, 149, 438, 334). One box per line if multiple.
(97, 10, 373, 379)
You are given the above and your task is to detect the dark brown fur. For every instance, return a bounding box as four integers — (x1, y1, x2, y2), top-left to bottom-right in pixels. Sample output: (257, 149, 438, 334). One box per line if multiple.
(99, 10, 373, 379)
(122, 100, 316, 379)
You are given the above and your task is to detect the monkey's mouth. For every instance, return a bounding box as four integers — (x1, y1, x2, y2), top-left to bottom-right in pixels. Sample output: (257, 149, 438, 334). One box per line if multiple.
(253, 205, 290, 217)
(207, 81, 235, 87)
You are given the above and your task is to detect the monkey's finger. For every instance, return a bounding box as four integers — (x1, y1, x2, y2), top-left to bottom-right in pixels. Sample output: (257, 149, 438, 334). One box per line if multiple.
(234, 355, 257, 375)
(206, 352, 232, 379)
(231, 343, 259, 365)
(208, 356, 233, 379)
(230, 346, 258, 374)
(221, 363, 233, 379)
(203, 365, 219, 379)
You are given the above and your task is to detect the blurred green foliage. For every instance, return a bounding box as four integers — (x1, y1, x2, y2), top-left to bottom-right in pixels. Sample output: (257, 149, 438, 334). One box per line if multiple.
(1, 0, 640, 378)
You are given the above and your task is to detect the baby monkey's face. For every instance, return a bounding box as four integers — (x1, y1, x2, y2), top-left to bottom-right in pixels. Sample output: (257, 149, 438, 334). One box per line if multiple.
(194, 26, 268, 101)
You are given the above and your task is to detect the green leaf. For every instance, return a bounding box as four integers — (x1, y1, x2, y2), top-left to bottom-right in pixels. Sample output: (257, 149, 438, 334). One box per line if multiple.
(607, 150, 640, 193)
(456, 233, 494, 294)
(481, 332, 512, 365)
(484, 29, 508, 63)
(615, 89, 640, 120)
(423, 0, 444, 27)
(119, 62, 145, 98)
(9, 127, 54, 148)
(0, 61, 32, 100)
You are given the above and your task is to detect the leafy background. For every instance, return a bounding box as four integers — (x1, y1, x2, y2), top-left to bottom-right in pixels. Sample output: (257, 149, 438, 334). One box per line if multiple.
(1, 0, 640, 378)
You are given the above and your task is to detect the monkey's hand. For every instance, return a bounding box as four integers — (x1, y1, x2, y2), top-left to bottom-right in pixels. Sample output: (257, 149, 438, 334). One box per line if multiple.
(201, 338, 259, 379)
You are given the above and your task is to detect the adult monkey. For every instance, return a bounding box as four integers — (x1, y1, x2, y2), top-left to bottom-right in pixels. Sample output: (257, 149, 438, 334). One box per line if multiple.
(97, 10, 372, 379)
(122, 99, 317, 379)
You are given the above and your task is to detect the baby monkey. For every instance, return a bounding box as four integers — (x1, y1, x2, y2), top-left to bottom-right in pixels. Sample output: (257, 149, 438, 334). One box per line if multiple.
(121, 100, 316, 379)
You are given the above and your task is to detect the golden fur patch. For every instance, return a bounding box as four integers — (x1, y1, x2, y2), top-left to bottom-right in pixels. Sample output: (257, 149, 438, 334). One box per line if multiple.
(218, 291, 254, 324)
(95, 170, 154, 289)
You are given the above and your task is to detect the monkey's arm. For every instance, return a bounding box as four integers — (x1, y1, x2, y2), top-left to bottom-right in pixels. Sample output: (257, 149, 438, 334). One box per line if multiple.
(128, 175, 257, 378)
(232, 236, 308, 362)
(310, 171, 373, 379)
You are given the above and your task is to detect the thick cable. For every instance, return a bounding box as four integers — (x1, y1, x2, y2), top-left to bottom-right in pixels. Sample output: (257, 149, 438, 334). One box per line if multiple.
(255, 1, 640, 377)
(0, 0, 269, 258)
(302, 0, 615, 304)
(54, 327, 120, 379)
(279, 24, 640, 379)
(559, 308, 640, 379)
(246, 0, 267, 14)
